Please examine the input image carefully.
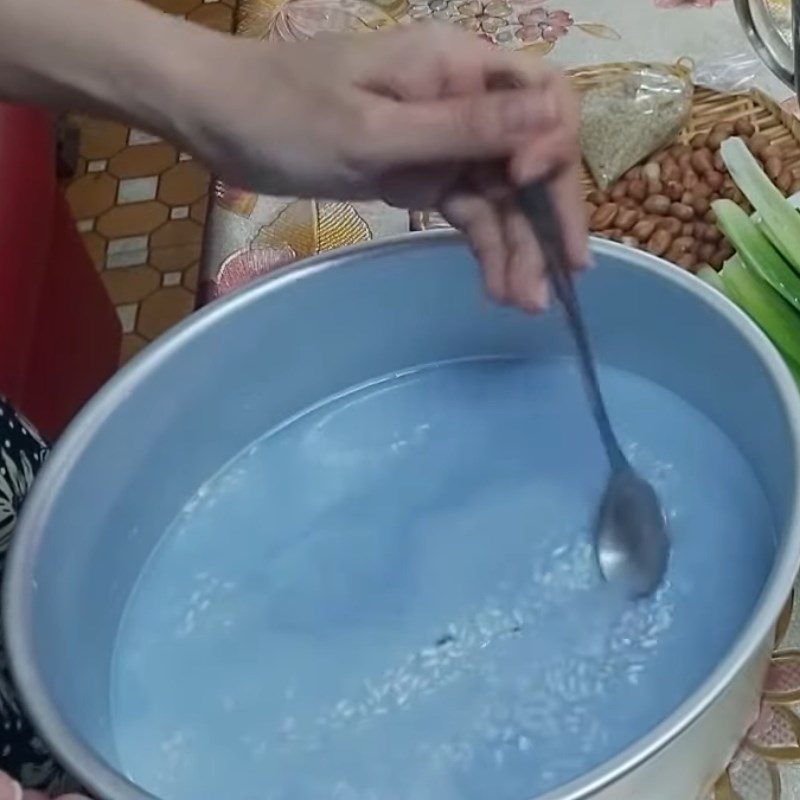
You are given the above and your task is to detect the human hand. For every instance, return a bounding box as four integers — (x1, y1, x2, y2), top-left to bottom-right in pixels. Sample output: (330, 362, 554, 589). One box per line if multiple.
(183, 24, 588, 311)
(1, 0, 587, 311)
(0, 770, 87, 800)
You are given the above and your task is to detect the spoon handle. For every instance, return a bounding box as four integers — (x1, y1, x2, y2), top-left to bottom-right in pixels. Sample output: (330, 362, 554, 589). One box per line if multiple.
(518, 182, 628, 473)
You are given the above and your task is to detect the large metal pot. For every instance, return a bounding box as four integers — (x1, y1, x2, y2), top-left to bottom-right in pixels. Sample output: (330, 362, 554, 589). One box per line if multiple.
(735, 0, 798, 97)
(5, 234, 800, 800)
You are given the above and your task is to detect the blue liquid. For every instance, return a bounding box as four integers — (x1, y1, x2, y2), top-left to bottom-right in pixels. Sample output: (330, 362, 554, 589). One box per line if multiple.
(111, 358, 775, 800)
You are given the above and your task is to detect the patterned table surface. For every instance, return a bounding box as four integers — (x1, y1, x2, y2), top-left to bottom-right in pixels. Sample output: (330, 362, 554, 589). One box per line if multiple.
(201, 1, 800, 797)
(200, 0, 797, 299)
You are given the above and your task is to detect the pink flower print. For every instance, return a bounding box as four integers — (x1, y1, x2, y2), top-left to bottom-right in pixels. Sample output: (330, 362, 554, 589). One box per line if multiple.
(202, 245, 297, 302)
(516, 6, 573, 43)
(655, 0, 725, 7)
(452, 0, 514, 37)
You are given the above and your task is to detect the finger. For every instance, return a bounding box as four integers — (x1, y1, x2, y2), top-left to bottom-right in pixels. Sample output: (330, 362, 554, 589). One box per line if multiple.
(362, 23, 539, 96)
(469, 161, 518, 304)
(510, 155, 588, 272)
(429, 51, 509, 295)
(508, 75, 588, 271)
(369, 33, 498, 210)
(21, 792, 47, 800)
(509, 125, 578, 184)
(355, 24, 565, 165)
(357, 84, 559, 167)
(509, 71, 580, 181)
(367, 28, 495, 102)
(0, 773, 22, 800)
(395, 51, 492, 209)
(502, 202, 550, 312)
(441, 192, 509, 304)
(548, 159, 591, 270)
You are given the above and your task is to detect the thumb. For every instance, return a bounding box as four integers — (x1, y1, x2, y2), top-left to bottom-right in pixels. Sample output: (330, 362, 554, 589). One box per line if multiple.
(0, 773, 21, 800)
(51, 796, 91, 799)
(372, 87, 560, 164)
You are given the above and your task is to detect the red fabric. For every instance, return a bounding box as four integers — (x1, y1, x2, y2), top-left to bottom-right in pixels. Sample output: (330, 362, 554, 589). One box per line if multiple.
(0, 104, 121, 440)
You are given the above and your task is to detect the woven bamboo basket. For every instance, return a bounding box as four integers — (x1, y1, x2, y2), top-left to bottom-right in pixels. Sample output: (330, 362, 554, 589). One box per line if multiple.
(571, 60, 800, 193)
(412, 60, 800, 230)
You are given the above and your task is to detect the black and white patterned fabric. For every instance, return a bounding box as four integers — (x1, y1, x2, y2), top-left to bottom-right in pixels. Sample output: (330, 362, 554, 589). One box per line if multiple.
(0, 397, 79, 793)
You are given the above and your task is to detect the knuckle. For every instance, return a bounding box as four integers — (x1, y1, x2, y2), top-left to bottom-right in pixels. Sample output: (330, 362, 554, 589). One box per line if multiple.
(460, 98, 498, 144)
(353, 101, 388, 142)
(399, 19, 446, 49)
(509, 51, 553, 86)
(412, 23, 465, 67)
(421, 20, 463, 44)
(339, 102, 388, 173)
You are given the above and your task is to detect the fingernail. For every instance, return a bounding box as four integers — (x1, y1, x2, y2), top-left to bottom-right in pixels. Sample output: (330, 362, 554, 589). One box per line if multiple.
(484, 278, 507, 306)
(537, 282, 551, 310)
(524, 281, 550, 312)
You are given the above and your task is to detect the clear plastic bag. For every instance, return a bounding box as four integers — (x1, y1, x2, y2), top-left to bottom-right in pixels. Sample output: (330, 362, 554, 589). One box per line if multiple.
(580, 64, 693, 190)
(692, 52, 762, 93)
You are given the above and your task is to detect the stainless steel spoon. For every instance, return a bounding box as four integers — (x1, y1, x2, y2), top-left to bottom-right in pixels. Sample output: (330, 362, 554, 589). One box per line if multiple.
(518, 182, 670, 598)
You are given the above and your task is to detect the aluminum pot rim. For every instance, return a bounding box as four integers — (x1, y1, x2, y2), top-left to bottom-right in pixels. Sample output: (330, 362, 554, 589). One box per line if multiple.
(733, 0, 795, 90)
(5, 232, 800, 800)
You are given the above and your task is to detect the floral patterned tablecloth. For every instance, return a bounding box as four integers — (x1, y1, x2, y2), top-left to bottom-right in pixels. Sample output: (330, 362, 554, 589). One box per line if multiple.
(199, 1, 800, 798)
(199, 0, 797, 300)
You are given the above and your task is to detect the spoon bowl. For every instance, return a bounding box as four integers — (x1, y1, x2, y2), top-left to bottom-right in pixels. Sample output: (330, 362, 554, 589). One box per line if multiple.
(519, 182, 671, 598)
(596, 468, 671, 597)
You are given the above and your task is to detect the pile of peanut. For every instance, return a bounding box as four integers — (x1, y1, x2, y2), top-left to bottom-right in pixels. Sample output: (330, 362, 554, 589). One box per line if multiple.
(585, 119, 800, 272)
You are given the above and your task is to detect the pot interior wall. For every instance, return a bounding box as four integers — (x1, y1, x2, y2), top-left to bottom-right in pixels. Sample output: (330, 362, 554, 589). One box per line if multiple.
(21, 238, 796, 777)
